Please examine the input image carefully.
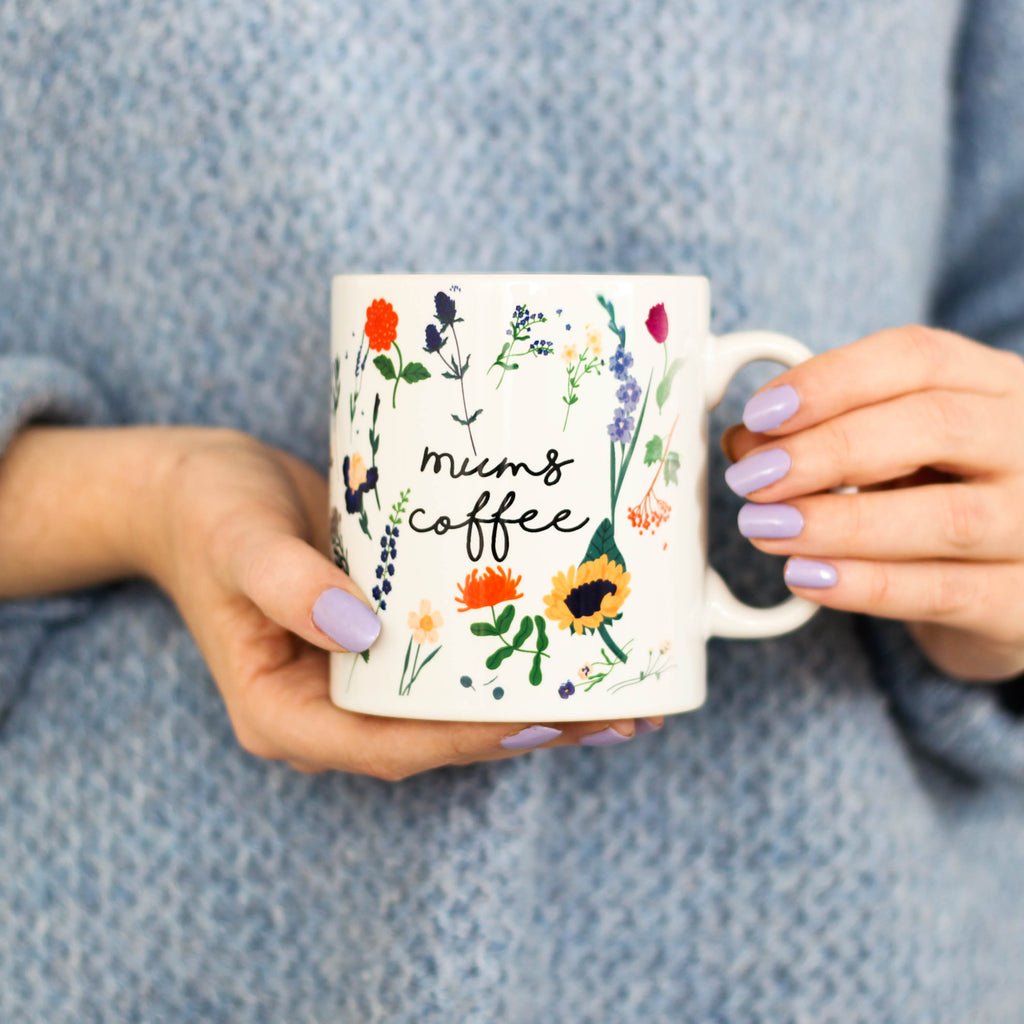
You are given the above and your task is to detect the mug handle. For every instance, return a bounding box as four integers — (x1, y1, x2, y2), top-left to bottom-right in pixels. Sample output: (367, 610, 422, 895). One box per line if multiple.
(703, 330, 819, 639)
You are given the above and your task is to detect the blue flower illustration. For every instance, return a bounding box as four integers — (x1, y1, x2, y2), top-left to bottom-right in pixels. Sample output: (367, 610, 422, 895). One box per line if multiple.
(608, 345, 634, 380)
(367, 489, 410, 616)
(608, 407, 636, 444)
(558, 680, 576, 699)
(434, 291, 458, 327)
(424, 323, 445, 353)
(616, 377, 641, 411)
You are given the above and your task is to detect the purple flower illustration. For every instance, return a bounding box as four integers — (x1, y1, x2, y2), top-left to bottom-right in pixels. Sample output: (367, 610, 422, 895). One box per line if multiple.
(434, 291, 458, 327)
(424, 323, 445, 353)
(616, 377, 642, 411)
(608, 345, 634, 380)
(608, 408, 636, 444)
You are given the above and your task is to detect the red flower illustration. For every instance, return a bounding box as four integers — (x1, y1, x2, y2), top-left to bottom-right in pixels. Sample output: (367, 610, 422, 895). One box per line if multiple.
(645, 302, 669, 344)
(455, 566, 524, 611)
(365, 298, 398, 352)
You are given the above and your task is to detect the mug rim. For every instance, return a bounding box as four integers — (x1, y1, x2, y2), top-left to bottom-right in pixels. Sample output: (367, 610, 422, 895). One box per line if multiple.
(332, 271, 710, 283)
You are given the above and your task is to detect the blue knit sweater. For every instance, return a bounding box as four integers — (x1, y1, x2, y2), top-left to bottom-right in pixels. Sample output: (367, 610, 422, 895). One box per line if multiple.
(3, 2, 1024, 1021)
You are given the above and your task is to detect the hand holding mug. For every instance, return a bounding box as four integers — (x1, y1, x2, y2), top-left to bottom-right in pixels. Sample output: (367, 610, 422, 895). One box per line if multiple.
(723, 325, 1024, 683)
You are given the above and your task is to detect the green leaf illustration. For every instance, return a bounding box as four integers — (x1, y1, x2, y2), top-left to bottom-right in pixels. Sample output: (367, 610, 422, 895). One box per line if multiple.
(373, 354, 397, 380)
(583, 517, 626, 570)
(656, 357, 686, 412)
(511, 615, 534, 650)
(485, 645, 517, 671)
(418, 645, 443, 673)
(533, 615, 549, 653)
(495, 604, 516, 634)
(470, 622, 499, 637)
(644, 435, 664, 466)
(401, 361, 431, 383)
(529, 652, 544, 686)
(664, 451, 681, 486)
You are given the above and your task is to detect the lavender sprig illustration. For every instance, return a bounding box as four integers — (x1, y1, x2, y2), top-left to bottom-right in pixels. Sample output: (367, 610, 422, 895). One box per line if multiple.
(423, 291, 481, 454)
(345, 331, 371, 427)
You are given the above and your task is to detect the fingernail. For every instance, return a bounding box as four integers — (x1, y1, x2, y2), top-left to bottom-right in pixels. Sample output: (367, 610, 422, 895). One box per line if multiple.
(724, 448, 791, 497)
(784, 558, 838, 589)
(580, 726, 634, 747)
(312, 588, 382, 652)
(738, 502, 804, 539)
(500, 725, 563, 751)
(743, 384, 800, 432)
(634, 717, 665, 737)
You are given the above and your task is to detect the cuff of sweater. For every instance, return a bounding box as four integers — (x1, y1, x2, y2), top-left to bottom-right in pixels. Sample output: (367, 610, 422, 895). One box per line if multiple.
(859, 617, 1024, 784)
(0, 355, 115, 717)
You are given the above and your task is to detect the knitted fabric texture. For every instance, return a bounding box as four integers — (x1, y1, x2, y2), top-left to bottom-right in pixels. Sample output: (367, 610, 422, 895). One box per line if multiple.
(2, 1, 1024, 1021)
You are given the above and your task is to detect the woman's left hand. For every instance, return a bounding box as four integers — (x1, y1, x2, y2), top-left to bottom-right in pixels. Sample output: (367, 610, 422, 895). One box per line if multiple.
(721, 325, 1024, 683)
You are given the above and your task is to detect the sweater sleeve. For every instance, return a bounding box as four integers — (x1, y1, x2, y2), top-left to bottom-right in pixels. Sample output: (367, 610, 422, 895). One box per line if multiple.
(861, 0, 1024, 783)
(0, 356, 114, 719)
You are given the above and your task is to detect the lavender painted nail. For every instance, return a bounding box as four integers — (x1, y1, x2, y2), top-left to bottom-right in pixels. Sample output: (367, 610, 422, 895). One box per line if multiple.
(500, 725, 563, 751)
(580, 727, 634, 747)
(738, 502, 804, 539)
(784, 558, 838, 588)
(743, 384, 800, 432)
(312, 588, 382, 652)
(724, 448, 791, 497)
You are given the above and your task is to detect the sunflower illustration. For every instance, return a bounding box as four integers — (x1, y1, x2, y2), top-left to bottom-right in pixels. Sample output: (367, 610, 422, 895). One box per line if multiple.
(543, 554, 631, 635)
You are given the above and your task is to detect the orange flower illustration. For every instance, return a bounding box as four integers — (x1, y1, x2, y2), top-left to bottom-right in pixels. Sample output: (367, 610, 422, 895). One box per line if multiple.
(365, 298, 398, 352)
(455, 566, 524, 612)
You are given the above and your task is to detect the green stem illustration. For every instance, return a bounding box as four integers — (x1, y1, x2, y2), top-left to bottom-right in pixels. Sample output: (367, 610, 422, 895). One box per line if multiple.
(398, 636, 442, 696)
(598, 623, 628, 664)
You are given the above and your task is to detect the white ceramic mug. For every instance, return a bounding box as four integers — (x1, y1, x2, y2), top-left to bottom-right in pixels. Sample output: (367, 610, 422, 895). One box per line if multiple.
(329, 274, 815, 722)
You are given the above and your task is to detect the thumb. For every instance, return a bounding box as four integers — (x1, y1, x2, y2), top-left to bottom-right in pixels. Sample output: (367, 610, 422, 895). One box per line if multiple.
(232, 529, 381, 653)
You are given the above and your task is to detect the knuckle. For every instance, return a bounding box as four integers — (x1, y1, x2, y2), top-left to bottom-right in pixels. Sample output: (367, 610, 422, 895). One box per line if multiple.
(822, 418, 854, 468)
(925, 569, 971, 621)
(921, 391, 972, 449)
(899, 324, 949, 383)
(355, 751, 414, 783)
(939, 484, 986, 551)
(866, 564, 892, 609)
(232, 718, 279, 762)
(838, 495, 865, 549)
(998, 348, 1024, 387)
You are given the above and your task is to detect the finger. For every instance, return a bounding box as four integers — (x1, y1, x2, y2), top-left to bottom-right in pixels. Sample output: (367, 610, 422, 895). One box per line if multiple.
(726, 390, 1014, 500)
(782, 557, 1024, 645)
(740, 481, 1022, 562)
(720, 422, 764, 463)
(229, 526, 381, 654)
(739, 325, 1022, 436)
(237, 647, 640, 775)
